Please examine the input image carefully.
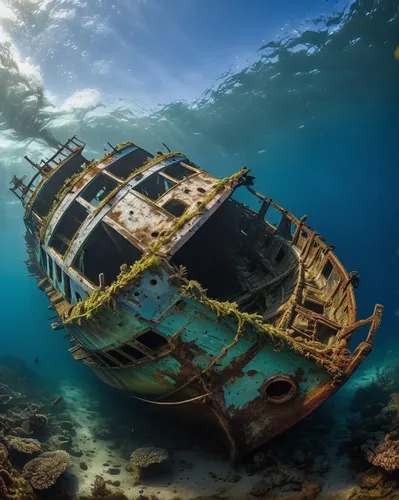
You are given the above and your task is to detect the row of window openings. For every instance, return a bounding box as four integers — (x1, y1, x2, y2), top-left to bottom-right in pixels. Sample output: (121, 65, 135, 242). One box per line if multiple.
(40, 247, 82, 304)
(48, 162, 196, 256)
(88, 160, 196, 207)
(93, 331, 169, 368)
(242, 214, 335, 277)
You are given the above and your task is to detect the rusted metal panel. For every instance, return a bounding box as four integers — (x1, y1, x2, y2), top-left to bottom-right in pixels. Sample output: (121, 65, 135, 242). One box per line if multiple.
(106, 192, 172, 250)
(158, 172, 217, 208)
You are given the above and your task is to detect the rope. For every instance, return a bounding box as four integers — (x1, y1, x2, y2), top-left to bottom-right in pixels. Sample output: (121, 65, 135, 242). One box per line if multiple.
(131, 392, 211, 405)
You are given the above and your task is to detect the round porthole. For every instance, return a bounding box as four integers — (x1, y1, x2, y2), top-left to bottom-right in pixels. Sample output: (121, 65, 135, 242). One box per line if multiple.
(262, 375, 298, 404)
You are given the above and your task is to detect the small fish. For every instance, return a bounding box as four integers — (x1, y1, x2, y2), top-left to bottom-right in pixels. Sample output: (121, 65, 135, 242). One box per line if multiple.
(34, 359, 39, 364)
(51, 396, 63, 406)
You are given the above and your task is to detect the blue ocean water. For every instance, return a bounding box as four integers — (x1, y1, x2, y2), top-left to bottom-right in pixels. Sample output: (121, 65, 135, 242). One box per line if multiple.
(1, 0, 397, 378)
(0, 0, 398, 497)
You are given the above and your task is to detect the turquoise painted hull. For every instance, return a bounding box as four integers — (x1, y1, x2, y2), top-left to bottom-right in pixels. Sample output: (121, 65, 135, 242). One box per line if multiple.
(66, 268, 332, 457)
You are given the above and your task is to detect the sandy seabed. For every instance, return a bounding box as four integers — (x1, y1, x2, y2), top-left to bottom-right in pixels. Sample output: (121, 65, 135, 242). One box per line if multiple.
(2, 356, 398, 500)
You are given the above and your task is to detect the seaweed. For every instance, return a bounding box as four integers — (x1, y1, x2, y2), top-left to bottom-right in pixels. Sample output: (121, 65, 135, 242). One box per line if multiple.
(64, 254, 161, 324)
(180, 280, 345, 377)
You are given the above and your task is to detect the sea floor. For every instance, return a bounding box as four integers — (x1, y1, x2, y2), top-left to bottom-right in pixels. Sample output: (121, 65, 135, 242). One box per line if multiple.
(58, 365, 382, 499)
(1, 354, 399, 500)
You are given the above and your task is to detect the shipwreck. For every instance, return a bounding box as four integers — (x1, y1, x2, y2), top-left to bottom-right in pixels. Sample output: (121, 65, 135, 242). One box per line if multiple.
(10, 137, 383, 459)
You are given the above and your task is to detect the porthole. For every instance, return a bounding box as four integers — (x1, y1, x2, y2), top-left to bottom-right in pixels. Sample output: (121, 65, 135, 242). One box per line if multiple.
(262, 375, 298, 404)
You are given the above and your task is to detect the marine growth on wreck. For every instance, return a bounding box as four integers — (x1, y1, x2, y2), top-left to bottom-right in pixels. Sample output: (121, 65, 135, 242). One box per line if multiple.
(10, 137, 383, 459)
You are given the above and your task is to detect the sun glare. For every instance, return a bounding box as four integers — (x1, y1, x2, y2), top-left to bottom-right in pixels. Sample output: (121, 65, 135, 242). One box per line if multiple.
(0, 1, 16, 21)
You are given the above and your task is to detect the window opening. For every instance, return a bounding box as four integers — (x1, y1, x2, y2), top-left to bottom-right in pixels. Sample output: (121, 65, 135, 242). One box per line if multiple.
(162, 162, 195, 181)
(106, 148, 153, 179)
(163, 199, 187, 217)
(55, 262, 62, 283)
(275, 247, 285, 264)
(263, 375, 298, 404)
(264, 204, 282, 227)
(80, 173, 118, 207)
(107, 349, 131, 366)
(31, 152, 86, 217)
(119, 344, 146, 360)
(303, 299, 324, 315)
(322, 260, 333, 280)
(49, 201, 88, 255)
(136, 331, 168, 351)
(47, 255, 54, 280)
(73, 222, 142, 286)
(95, 352, 117, 368)
(348, 323, 371, 352)
(40, 247, 47, 270)
(317, 324, 338, 344)
(133, 173, 176, 200)
(64, 272, 71, 302)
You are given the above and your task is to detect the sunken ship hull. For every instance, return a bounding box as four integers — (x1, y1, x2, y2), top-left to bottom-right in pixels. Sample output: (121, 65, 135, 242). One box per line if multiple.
(11, 137, 383, 459)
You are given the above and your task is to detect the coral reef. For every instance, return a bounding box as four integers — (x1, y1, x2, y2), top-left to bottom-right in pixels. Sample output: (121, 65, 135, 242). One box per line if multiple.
(0, 468, 37, 499)
(0, 359, 78, 498)
(362, 433, 399, 472)
(337, 363, 399, 498)
(0, 444, 9, 470)
(22, 450, 70, 489)
(249, 466, 306, 496)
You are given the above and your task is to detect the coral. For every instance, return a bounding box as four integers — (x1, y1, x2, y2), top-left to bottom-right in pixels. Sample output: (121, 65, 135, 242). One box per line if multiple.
(362, 433, 399, 472)
(0, 444, 11, 474)
(5, 437, 42, 455)
(0, 444, 8, 464)
(130, 447, 168, 482)
(249, 466, 305, 497)
(356, 468, 384, 489)
(0, 395, 14, 411)
(298, 482, 321, 500)
(0, 470, 13, 489)
(10, 427, 30, 437)
(22, 450, 70, 489)
(382, 393, 399, 419)
(0, 469, 37, 499)
(92, 475, 109, 497)
(130, 447, 168, 468)
(28, 414, 48, 438)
